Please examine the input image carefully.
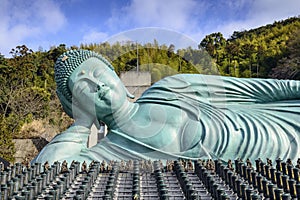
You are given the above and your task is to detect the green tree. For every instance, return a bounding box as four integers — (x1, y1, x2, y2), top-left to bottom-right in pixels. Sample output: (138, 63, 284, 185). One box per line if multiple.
(241, 43, 256, 77)
(0, 117, 15, 162)
(225, 42, 240, 76)
(270, 29, 300, 79)
(0, 53, 7, 65)
(199, 32, 226, 64)
(48, 44, 67, 62)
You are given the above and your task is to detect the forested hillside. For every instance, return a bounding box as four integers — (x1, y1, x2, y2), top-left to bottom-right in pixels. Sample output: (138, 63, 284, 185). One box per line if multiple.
(199, 17, 300, 79)
(0, 17, 299, 162)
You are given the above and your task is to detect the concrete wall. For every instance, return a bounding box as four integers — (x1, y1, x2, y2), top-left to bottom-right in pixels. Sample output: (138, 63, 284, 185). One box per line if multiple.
(120, 71, 151, 101)
(120, 71, 151, 86)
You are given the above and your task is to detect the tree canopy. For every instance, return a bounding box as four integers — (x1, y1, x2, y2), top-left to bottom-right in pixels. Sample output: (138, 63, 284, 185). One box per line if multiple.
(199, 17, 300, 78)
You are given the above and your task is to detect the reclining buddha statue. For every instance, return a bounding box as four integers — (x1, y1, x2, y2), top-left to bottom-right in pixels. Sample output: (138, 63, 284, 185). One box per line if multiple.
(32, 49, 300, 164)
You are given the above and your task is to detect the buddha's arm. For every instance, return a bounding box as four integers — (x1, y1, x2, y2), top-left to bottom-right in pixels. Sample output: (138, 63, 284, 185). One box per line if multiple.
(139, 74, 300, 106)
(32, 125, 94, 164)
(220, 77, 300, 103)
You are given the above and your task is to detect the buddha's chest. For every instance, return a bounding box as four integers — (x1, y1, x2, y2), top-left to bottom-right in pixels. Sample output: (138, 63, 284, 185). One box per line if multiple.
(118, 104, 202, 152)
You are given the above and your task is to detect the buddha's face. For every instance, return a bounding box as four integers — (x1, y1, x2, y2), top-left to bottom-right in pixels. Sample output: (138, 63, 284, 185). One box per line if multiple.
(68, 57, 127, 121)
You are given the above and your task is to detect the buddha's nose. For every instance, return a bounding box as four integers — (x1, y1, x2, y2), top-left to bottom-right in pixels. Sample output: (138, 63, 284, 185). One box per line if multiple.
(96, 82, 110, 92)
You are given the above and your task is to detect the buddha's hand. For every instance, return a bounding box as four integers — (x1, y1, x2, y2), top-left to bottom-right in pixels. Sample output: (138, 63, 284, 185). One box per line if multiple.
(58, 88, 98, 130)
(72, 106, 98, 130)
(31, 124, 92, 164)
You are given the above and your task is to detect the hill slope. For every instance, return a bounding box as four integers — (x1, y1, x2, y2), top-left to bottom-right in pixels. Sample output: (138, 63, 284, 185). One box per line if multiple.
(199, 17, 300, 78)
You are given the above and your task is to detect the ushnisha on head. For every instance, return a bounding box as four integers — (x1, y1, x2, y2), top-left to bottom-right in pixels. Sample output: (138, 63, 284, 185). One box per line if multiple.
(54, 49, 134, 118)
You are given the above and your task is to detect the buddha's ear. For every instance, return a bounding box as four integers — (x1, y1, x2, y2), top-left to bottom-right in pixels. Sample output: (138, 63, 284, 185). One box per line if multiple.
(125, 87, 135, 99)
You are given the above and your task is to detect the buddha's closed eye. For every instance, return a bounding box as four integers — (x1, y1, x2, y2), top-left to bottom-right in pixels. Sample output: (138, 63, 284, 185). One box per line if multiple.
(92, 64, 109, 79)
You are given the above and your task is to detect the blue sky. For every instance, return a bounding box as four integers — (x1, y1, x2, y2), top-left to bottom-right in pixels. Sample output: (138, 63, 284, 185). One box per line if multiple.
(0, 0, 299, 57)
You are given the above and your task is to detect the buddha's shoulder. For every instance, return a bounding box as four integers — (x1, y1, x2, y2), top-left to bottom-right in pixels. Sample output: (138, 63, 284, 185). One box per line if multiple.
(137, 103, 187, 120)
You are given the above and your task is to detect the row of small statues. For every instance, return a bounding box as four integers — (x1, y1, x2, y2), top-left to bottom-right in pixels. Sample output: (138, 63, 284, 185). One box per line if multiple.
(227, 158, 300, 171)
(1, 157, 299, 175)
(42, 159, 198, 174)
(41, 157, 300, 175)
(41, 158, 216, 175)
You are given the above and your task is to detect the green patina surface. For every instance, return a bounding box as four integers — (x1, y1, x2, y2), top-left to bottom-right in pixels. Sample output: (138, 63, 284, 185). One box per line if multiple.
(33, 50, 300, 164)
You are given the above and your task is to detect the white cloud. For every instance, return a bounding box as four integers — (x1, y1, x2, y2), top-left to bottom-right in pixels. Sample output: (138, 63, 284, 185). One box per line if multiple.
(250, 0, 300, 22)
(205, 0, 300, 39)
(105, 0, 210, 47)
(0, 0, 66, 57)
(80, 30, 108, 44)
(126, 0, 199, 31)
(33, 0, 67, 33)
(105, 0, 299, 45)
(107, 0, 205, 33)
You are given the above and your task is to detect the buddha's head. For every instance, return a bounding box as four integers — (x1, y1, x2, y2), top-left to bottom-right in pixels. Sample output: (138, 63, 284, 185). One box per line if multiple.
(54, 50, 133, 122)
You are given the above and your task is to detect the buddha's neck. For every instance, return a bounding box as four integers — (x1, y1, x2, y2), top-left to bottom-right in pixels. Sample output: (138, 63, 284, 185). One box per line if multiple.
(102, 100, 139, 129)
